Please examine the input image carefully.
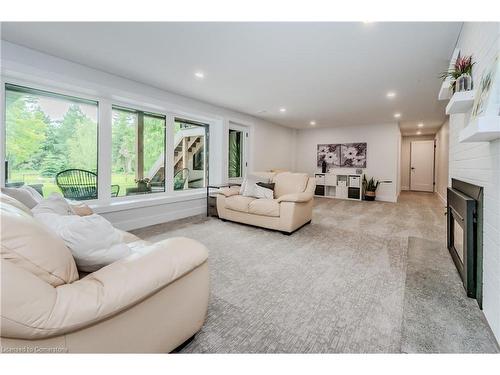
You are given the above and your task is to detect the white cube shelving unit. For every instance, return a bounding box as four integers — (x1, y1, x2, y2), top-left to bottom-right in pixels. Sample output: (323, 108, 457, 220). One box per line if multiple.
(314, 173, 363, 201)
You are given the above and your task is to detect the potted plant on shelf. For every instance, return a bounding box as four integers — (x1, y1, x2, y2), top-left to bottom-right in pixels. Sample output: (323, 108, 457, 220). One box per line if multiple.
(135, 177, 151, 192)
(440, 55, 475, 93)
(362, 175, 379, 201)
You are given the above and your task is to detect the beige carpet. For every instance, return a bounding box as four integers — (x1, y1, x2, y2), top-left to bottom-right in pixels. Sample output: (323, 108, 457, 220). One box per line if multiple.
(131, 192, 499, 353)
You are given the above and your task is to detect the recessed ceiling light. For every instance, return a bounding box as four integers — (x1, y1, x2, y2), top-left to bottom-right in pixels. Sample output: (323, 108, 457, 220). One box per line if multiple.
(417, 131, 422, 135)
(386, 91, 396, 98)
(194, 71, 204, 79)
(279, 108, 287, 113)
(418, 123, 424, 128)
(394, 113, 401, 118)
(310, 121, 316, 126)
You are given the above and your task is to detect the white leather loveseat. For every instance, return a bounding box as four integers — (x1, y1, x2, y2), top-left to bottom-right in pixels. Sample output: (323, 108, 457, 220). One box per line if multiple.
(217, 172, 315, 234)
(0, 193, 209, 353)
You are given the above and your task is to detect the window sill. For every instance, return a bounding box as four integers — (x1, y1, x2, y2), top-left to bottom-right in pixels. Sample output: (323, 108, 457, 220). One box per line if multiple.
(91, 189, 206, 214)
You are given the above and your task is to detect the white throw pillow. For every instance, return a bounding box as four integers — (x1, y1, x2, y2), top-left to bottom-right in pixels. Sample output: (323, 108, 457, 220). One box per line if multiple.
(254, 185, 274, 199)
(32, 194, 131, 272)
(33, 211, 131, 272)
(240, 174, 271, 198)
(31, 193, 74, 216)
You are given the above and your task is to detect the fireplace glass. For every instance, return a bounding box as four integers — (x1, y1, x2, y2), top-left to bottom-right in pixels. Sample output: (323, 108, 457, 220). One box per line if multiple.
(453, 219, 464, 263)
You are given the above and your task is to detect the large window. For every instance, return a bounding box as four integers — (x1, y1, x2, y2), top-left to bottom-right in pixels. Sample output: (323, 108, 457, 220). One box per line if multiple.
(5, 84, 98, 198)
(173, 118, 208, 190)
(111, 106, 166, 196)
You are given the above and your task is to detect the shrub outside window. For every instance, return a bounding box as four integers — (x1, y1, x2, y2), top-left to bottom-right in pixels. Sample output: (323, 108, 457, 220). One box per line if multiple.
(111, 106, 166, 197)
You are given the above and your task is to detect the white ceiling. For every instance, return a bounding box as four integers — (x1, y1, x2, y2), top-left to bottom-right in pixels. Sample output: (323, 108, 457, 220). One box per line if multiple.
(1, 22, 461, 135)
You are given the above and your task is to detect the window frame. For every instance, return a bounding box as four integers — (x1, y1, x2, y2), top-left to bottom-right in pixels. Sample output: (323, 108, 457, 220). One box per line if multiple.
(2, 81, 101, 202)
(0, 75, 223, 211)
(173, 116, 210, 190)
(110, 104, 167, 199)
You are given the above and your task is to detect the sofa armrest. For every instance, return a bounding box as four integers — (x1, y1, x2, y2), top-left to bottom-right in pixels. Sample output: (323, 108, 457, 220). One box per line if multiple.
(1, 238, 208, 339)
(218, 186, 240, 197)
(277, 192, 314, 203)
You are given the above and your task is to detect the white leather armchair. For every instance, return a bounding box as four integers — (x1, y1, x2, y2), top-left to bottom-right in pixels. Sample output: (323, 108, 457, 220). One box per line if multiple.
(0, 193, 209, 353)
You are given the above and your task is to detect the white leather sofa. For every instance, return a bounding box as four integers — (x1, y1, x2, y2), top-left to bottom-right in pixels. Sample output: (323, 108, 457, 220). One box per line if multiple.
(0, 193, 209, 353)
(217, 172, 315, 234)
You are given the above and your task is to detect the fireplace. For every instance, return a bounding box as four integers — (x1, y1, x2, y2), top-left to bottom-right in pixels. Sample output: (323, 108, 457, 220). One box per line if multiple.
(447, 179, 483, 306)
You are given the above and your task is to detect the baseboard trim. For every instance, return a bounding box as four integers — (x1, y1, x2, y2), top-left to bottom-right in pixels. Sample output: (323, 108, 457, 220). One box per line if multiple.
(401, 186, 410, 191)
(111, 205, 206, 231)
(375, 194, 398, 203)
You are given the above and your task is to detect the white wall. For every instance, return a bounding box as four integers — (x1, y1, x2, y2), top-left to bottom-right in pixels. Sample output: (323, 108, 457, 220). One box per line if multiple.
(448, 22, 500, 342)
(295, 123, 400, 202)
(400, 135, 435, 191)
(434, 121, 449, 205)
(0, 42, 296, 229)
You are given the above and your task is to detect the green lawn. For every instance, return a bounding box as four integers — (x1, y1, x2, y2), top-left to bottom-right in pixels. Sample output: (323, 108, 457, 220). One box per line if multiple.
(9, 170, 140, 198)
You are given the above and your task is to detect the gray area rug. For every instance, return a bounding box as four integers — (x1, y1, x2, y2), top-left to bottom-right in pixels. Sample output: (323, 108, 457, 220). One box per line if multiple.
(402, 237, 498, 353)
(131, 192, 499, 353)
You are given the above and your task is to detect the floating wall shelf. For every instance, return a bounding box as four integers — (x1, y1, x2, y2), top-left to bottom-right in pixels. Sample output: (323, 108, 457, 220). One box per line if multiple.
(438, 77, 454, 100)
(459, 116, 500, 142)
(446, 90, 475, 115)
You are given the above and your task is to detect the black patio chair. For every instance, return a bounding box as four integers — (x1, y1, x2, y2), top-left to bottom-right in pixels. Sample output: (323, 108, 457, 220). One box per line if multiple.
(56, 169, 120, 200)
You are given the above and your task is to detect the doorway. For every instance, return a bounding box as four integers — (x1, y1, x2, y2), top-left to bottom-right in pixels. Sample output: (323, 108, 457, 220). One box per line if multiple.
(410, 140, 435, 192)
(228, 122, 248, 182)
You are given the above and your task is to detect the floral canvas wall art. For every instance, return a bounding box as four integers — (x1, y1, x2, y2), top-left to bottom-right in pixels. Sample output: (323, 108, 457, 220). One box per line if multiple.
(317, 144, 341, 171)
(317, 143, 367, 171)
(340, 143, 367, 168)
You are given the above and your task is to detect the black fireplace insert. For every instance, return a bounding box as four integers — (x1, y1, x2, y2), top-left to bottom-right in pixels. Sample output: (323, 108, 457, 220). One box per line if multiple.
(447, 179, 483, 306)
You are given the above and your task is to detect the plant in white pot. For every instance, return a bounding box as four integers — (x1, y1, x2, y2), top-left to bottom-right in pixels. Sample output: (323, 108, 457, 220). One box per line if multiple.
(440, 55, 475, 93)
(362, 175, 379, 201)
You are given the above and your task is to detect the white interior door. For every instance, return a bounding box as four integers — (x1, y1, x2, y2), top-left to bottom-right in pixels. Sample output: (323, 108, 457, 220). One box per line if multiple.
(410, 140, 435, 192)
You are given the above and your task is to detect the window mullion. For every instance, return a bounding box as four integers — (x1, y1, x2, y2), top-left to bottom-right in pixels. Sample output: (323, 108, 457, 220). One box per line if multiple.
(98, 99, 112, 204)
(165, 113, 175, 193)
(136, 111, 144, 180)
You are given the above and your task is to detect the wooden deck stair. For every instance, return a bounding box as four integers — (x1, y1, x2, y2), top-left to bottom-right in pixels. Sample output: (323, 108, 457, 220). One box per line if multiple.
(174, 135, 203, 173)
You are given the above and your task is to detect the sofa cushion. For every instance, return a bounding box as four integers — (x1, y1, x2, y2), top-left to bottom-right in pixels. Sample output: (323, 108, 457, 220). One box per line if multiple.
(225, 195, 256, 213)
(251, 171, 277, 182)
(248, 199, 280, 217)
(1, 199, 79, 287)
(0, 192, 32, 215)
(1, 186, 41, 209)
(274, 172, 309, 198)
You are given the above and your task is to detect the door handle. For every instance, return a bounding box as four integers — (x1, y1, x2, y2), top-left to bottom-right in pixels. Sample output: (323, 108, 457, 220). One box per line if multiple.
(411, 167, 415, 170)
